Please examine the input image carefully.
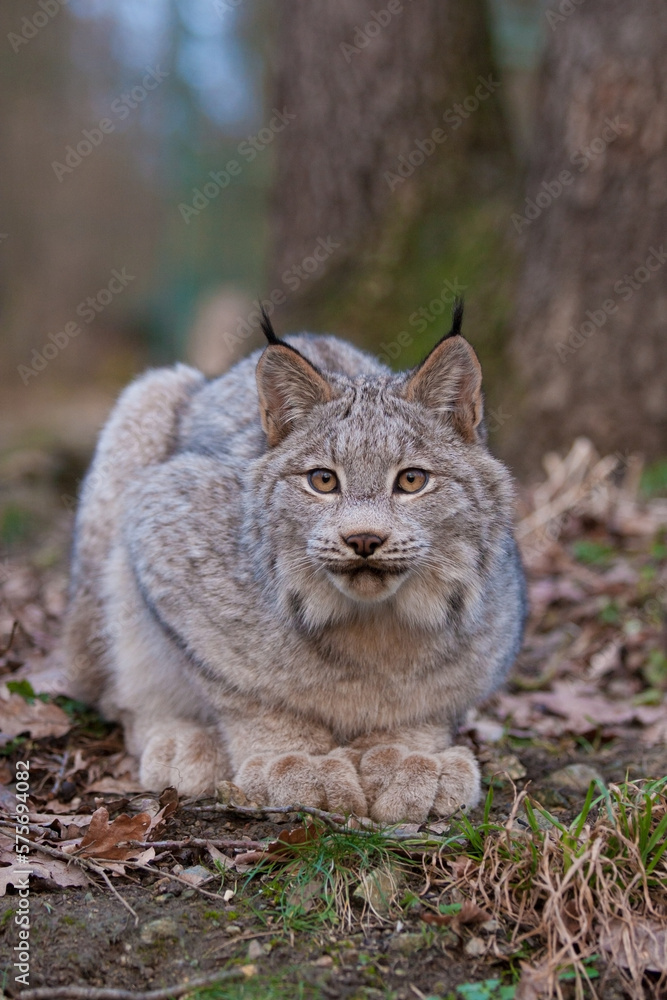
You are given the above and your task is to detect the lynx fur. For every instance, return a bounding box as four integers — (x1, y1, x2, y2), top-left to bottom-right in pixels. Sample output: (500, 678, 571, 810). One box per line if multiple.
(64, 304, 526, 822)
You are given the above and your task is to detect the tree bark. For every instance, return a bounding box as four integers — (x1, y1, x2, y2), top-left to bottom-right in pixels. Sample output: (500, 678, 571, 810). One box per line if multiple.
(507, 0, 667, 472)
(265, 0, 514, 366)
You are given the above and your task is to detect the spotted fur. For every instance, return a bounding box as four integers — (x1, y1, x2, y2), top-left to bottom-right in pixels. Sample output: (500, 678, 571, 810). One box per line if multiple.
(64, 319, 526, 821)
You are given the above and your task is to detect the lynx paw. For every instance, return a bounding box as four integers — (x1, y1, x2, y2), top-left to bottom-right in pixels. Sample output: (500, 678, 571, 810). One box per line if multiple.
(359, 745, 480, 824)
(235, 749, 368, 816)
(140, 724, 228, 796)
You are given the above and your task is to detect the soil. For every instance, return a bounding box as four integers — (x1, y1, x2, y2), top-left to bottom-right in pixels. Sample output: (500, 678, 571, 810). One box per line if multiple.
(0, 438, 665, 999)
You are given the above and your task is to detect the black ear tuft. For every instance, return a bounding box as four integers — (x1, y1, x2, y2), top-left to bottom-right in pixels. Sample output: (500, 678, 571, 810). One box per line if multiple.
(260, 306, 281, 345)
(444, 297, 464, 339)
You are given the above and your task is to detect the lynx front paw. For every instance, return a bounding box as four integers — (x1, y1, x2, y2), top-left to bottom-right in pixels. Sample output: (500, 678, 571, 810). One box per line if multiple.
(359, 745, 480, 824)
(140, 724, 229, 796)
(235, 749, 368, 816)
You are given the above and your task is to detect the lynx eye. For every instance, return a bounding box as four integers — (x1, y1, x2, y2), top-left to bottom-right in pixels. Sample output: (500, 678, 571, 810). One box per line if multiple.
(395, 469, 428, 494)
(308, 469, 339, 494)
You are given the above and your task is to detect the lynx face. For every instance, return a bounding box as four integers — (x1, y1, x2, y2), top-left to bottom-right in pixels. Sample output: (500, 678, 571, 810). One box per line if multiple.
(252, 325, 514, 633)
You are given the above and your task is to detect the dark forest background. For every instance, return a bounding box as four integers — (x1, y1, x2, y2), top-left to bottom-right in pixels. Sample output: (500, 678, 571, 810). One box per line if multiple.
(1, 0, 666, 499)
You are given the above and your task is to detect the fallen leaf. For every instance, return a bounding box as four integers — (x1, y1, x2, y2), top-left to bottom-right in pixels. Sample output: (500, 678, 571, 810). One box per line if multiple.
(422, 900, 493, 931)
(238, 823, 321, 868)
(30, 812, 93, 828)
(146, 785, 179, 839)
(42, 798, 83, 814)
(599, 917, 667, 974)
(86, 776, 145, 794)
(67, 806, 151, 861)
(286, 877, 323, 914)
(0, 686, 71, 739)
(515, 961, 552, 1000)
(207, 843, 236, 870)
(0, 859, 88, 893)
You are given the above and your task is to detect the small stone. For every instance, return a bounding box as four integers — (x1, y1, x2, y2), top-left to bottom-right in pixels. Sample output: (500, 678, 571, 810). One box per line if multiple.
(546, 764, 604, 792)
(180, 865, 212, 886)
(312, 955, 333, 967)
(486, 753, 527, 781)
(247, 939, 264, 960)
(464, 936, 486, 957)
(226, 924, 242, 935)
(181, 889, 195, 899)
(140, 918, 179, 945)
(386, 932, 424, 955)
(353, 867, 399, 914)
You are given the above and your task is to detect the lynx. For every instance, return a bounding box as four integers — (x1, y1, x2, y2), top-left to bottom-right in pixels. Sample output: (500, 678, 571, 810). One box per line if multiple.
(64, 303, 526, 822)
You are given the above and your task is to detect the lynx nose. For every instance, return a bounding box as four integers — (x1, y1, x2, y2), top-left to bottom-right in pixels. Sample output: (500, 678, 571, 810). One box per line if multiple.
(343, 533, 386, 558)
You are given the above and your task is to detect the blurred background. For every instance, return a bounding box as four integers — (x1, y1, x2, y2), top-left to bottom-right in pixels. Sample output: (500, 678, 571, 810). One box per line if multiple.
(1, 0, 666, 558)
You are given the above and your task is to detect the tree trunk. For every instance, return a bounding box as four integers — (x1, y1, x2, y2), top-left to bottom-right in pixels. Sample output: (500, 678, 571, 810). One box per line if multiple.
(506, 0, 667, 473)
(265, 0, 514, 382)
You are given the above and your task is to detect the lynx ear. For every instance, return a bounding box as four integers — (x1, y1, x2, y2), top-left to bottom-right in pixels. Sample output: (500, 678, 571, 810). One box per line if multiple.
(256, 344, 333, 446)
(404, 317, 483, 443)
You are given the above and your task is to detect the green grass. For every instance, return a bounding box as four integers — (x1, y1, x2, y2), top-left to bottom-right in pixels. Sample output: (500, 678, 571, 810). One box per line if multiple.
(571, 539, 615, 566)
(246, 823, 412, 932)
(640, 459, 667, 498)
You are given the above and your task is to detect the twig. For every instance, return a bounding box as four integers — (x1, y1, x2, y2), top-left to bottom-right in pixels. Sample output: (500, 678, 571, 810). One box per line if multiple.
(181, 801, 451, 844)
(127, 862, 223, 901)
(16, 969, 247, 1000)
(126, 837, 267, 852)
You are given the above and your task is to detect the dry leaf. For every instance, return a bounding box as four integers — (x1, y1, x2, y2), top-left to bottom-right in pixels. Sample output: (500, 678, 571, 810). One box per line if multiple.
(599, 917, 667, 974)
(422, 900, 492, 931)
(515, 961, 553, 1000)
(286, 877, 323, 914)
(238, 823, 321, 868)
(207, 843, 236, 869)
(68, 806, 151, 860)
(0, 687, 71, 739)
(147, 785, 179, 839)
(0, 837, 89, 895)
(86, 776, 145, 794)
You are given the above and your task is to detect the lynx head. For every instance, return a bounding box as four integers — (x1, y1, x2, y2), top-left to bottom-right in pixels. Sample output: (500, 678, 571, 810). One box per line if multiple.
(251, 304, 514, 633)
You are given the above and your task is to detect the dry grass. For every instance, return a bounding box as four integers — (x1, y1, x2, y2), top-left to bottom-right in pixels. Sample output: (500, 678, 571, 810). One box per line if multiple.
(427, 778, 667, 999)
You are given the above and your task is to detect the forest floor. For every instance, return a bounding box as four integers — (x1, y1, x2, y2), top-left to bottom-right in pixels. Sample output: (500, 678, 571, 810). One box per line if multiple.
(0, 437, 666, 1000)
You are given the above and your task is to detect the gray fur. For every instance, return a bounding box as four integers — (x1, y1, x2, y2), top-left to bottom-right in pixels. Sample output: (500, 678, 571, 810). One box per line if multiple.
(64, 329, 527, 822)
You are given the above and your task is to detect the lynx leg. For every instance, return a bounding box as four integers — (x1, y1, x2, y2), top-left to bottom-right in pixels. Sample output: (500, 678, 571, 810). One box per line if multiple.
(226, 712, 368, 816)
(350, 727, 480, 823)
(140, 722, 229, 795)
